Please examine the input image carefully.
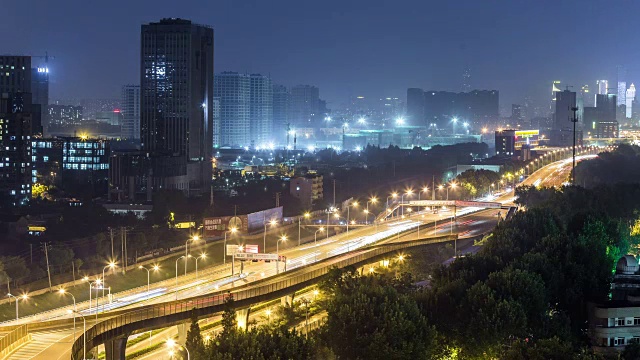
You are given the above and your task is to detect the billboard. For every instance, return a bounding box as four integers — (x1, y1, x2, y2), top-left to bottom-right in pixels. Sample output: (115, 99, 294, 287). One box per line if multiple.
(204, 207, 283, 238)
(244, 244, 259, 254)
(234, 253, 278, 261)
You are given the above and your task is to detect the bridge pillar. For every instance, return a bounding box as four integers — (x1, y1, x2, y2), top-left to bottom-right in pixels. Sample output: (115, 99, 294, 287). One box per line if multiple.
(281, 292, 295, 307)
(177, 322, 188, 345)
(104, 335, 128, 360)
(236, 308, 251, 330)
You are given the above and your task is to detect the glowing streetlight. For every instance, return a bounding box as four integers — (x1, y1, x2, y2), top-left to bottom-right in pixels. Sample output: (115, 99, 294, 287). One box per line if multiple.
(395, 117, 405, 126)
(139, 265, 159, 293)
(277, 235, 287, 274)
(225, 227, 238, 263)
(166, 338, 190, 360)
(7, 293, 28, 320)
(314, 227, 324, 246)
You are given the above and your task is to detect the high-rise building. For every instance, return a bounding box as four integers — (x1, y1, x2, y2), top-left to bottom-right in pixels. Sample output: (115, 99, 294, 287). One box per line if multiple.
(617, 66, 627, 107)
(212, 97, 220, 148)
(511, 104, 524, 124)
(30, 67, 48, 135)
(591, 94, 618, 139)
(0, 56, 33, 207)
(48, 104, 83, 125)
(80, 99, 120, 120)
(407, 89, 499, 128)
(272, 84, 289, 144)
(580, 84, 593, 108)
(626, 84, 636, 119)
(249, 74, 273, 146)
(214, 72, 250, 147)
(550, 90, 578, 146)
(141, 18, 214, 193)
(121, 85, 140, 140)
(597, 80, 609, 95)
(289, 85, 320, 128)
(462, 67, 471, 92)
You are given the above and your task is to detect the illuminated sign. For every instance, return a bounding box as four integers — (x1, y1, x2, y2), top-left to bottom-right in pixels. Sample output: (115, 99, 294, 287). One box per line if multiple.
(234, 253, 278, 261)
(29, 226, 46, 232)
(37, 67, 49, 73)
(514, 130, 539, 138)
(174, 222, 195, 229)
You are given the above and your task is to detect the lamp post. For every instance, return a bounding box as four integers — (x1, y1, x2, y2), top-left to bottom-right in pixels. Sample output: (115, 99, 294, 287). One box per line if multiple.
(419, 187, 429, 201)
(346, 201, 358, 233)
(298, 213, 311, 246)
(139, 265, 159, 293)
(59, 289, 76, 339)
(326, 207, 335, 240)
(366, 197, 377, 225)
(451, 117, 458, 135)
(314, 227, 324, 246)
(224, 227, 238, 264)
(88, 279, 101, 314)
(401, 190, 413, 216)
(195, 254, 206, 280)
(449, 182, 457, 200)
(69, 309, 86, 360)
(175, 255, 187, 300)
(386, 192, 398, 216)
(167, 339, 190, 360)
(101, 262, 116, 299)
(185, 235, 200, 275)
(6, 293, 27, 321)
(276, 235, 287, 274)
(263, 220, 276, 253)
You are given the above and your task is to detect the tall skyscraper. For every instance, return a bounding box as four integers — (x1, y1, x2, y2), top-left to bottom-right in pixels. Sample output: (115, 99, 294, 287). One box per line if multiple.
(617, 66, 627, 106)
(141, 18, 214, 193)
(272, 84, 289, 143)
(462, 67, 471, 92)
(406, 88, 425, 126)
(554, 90, 576, 130)
(214, 72, 250, 147)
(30, 67, 48, 135)
(594, 94, 618, 138)
(121, 85, 140, 140)
(626, 84, 636, 119)
(249, 74, 273, 146)
(595, 80, 608, 107)
(212, 97, 220, 148)
(289, 85, 320, 128)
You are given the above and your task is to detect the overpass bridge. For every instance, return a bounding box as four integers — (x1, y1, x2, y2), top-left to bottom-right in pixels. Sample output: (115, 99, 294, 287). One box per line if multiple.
(71, 234, 458, 360)
(376, 199, 504, 223)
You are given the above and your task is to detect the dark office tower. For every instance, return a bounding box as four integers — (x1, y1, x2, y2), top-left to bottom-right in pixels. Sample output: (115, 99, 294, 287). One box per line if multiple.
(511, 104, 523, 123)
(30, 67, 48, 135)
(141, 18, 214, 193)
(121, 85, 140, 140)
(554, 90, 576, 130)
(272, 84, 289, 143)
(249, 74, 273, 146)
(289, 85, 320, 128)
(214, 72, 250, 147)
(462, 67, 471, 92)
(406, 88, 425, 125)
(594, 93, 618, 138)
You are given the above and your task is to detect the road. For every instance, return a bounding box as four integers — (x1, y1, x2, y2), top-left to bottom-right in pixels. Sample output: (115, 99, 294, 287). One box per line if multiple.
(2, 152, 598, 360)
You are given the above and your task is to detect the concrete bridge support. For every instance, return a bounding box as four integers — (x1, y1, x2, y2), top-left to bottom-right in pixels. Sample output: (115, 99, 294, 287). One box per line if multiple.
(236, 308, 251, 330)
(177, 322, 188, 345)
(104, 335, 128, 360)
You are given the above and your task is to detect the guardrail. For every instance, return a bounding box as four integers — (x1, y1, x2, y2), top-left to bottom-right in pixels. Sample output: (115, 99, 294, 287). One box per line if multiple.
(71, 234, 457, 360)
(0, 324, 30, 359)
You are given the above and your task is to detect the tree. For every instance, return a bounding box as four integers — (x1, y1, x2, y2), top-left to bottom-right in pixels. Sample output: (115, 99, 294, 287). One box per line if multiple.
(0, 256, 30, 288)
(185, 310, 205, 359)
(621, 341, 640, 360)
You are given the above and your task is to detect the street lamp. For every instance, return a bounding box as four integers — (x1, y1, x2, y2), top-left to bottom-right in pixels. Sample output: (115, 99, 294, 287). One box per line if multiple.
(419, 187, 429, 201)
(195, 253, 206, 280)
(314, 227, 324, 246)
(185, 235, 201, 276)
(448, 182, 457, 200)
(386, 192, 398, 210)
(224, 227, 238, 264)
(451, 117, 458, 135)
(346, 201, 358, 233)
(175, 255, 187, 300)
(59, 289, 76, 339)
(88, 278, 101, 314)
(277, 235, 287, 274)
(68, 309, 86, 360)
(299, 212, 311, 246)
(139, 265, 159, 293)
(6, 293, 28, 321)
(366, 197, 377, 225)
(167, 338, 190, 360)
(263, 220, 277, 253)
(401, 190, 413, 216)
(101, 262, 116, 298)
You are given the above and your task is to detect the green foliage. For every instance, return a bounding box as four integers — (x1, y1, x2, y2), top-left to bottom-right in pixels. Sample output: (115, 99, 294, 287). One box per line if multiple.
(621, 340, 640, 360)
(319, 267, 435, 360)
(456, 169, 500, 199)
(185, 310, 205, 359)
(574, 144, 640, 187)
(0, 256, 29, 287)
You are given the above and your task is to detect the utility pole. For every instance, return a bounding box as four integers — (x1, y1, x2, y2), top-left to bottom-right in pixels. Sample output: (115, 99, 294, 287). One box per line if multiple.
(120, 227, 125, 274)
(332, 179, 336, 207)
(124, 228, 128, 272)
(275, 192, 280, 208)
(109, 228, 114, 261)
(42, 242, 52, 292)
(570, 106, 579, 185)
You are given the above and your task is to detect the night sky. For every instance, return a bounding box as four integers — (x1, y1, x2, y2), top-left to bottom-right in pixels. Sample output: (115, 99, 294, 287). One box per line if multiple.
(3, 0, 638, 112)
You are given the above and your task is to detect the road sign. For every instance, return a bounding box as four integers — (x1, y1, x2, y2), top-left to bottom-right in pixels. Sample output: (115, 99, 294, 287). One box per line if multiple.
(234, 253, 278, 261)
(244, 244, 259, 254)
(226, 244, 240, 256)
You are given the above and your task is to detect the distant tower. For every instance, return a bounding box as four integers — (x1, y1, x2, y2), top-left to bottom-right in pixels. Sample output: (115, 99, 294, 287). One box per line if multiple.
(617, 66, 627, 106)
(596, 79, 608, 107)
(626, 84, 636, 118)
(462, 67, 471, 92)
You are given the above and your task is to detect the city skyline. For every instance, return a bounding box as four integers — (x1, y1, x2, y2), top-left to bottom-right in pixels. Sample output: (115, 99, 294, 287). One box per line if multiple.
(3, 0, 640, 111)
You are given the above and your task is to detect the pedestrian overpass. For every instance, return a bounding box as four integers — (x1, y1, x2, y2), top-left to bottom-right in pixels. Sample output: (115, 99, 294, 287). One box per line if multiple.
(376, 199, 503, 222)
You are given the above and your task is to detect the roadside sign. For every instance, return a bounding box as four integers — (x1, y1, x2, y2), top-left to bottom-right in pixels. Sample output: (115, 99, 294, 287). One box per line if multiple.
(234, 253, 278, 261)
(244, 244, 259, 254)
(226, 244, 240, 255)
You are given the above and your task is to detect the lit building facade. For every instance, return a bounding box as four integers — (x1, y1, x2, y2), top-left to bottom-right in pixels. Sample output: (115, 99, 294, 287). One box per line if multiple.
(48, 104, 82, 125)
(214, 72, 250, 147)
(121, 85, 140, 140)
(626, 84, 636, 119)
(289, 85, 320, 128)
(272, 84, 289, 144)
(140, 18, 214, 194)
(30, 67, 48, 135)
(290, 173, 323, 208)
(249, 74, 273, 146)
